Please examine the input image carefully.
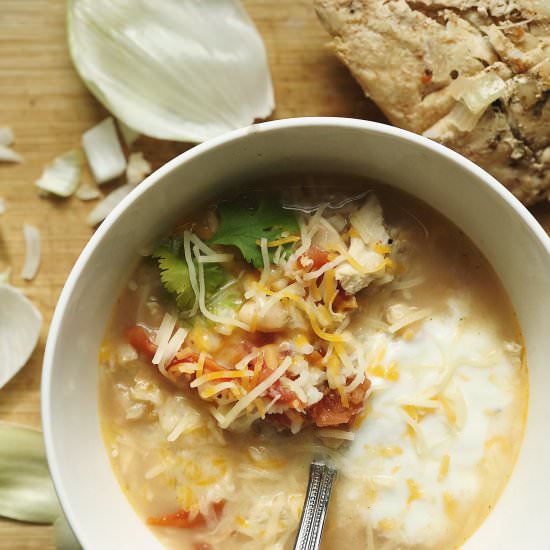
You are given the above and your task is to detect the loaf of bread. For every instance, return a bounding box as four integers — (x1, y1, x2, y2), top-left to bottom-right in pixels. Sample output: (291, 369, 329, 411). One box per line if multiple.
(315, 0, 550, 205)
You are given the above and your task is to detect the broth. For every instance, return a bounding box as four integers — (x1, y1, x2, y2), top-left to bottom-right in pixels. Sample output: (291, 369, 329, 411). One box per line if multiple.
(99, 176, 527, 549)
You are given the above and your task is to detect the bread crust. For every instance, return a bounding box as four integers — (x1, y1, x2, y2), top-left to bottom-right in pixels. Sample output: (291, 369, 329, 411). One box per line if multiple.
(315, 0, 550, 204)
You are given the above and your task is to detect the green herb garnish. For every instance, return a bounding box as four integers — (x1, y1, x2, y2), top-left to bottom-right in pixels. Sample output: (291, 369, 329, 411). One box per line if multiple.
(153, 241, 226, 312)
(209, 196, 299, 268)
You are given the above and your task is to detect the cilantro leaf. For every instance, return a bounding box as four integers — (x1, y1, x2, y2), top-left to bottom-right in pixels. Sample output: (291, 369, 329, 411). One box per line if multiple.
(208, 196, 299, 268)
(152, 241, 226, 312)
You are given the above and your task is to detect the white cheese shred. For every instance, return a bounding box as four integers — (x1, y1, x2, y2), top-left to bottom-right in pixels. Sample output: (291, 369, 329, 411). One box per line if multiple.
(235, 351, 260, 371)
(183, 231, 200, 317)
(152, 313, 177, 365)
(195, 249, 250, 331)
(317, 429, 355, 441)
(388, 308, 431, 334)
(197, 253, 234, 264)
(303, 256, 346, 281)
(158, 327, 188, 376)
(219, 357, 292, 429)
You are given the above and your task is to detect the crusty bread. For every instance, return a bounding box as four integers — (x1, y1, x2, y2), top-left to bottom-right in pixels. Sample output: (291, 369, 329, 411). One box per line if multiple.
(315, 0, 550, 205)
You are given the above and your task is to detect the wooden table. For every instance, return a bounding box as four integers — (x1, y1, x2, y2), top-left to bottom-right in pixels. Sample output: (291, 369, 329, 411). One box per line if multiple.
(0, 1, 547, 548)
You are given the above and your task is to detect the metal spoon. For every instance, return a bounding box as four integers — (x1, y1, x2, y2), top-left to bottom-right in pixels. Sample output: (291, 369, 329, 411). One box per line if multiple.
(293, 460, 337, 550)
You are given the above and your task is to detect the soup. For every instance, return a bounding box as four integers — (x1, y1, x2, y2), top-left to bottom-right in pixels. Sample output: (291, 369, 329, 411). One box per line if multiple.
(99, 176, 527, 549)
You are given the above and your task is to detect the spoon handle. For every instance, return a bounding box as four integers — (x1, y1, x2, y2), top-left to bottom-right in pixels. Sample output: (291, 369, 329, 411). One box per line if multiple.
(293, 461, 337, 550)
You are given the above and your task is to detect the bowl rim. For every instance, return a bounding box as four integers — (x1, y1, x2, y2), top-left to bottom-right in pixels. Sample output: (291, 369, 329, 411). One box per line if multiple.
(41, 116, 550, 546)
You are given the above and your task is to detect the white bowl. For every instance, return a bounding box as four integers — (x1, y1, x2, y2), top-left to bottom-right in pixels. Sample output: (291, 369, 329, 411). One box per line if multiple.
(42, 118, 550, 550)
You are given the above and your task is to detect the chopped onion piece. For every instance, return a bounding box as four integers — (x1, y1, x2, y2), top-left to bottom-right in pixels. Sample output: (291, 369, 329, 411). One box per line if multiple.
(75, 182, 101, 201)
(0, 285, 42, 389)
(460, 73, 507, 114)
(86, 182, 133, 226)
(82, 117, 126, 184)
(67, 0, 274, 142)
(21, 224, 41, 281)
(35, 149, 83, 197)
(0, 423, 60, 523)
(0, 127, 14, 147)
(126, 152, 151, 187)
(423, 102, 483, 140)
(0, 268, 11, 285)
(0, 145, 22, 163)
(117, 119, 140, 147)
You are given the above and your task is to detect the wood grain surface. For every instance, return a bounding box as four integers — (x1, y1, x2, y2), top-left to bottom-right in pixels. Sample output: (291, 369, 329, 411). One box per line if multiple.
(0, 1, 547, 548)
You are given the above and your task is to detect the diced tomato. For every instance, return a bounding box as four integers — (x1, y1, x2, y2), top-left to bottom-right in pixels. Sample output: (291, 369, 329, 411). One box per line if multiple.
(126, 326, 157, 360)
(301, 246, 330, 271)
(255, 364, 299, 406)
(269, 380, 299, 404)
(147, 501, 225, 530)
(147, 509, 206, 529)
(349, 379, 371, 406)
(307, 379, 371, 428)
(308, 350, 324, 364)
(308, 391, 355, 427)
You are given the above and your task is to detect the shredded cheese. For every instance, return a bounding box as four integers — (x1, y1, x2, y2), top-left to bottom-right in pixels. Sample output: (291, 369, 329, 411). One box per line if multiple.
(373, 243, 391, 255)
(152, 313, 177, 365)
(200, 381, 238, 399)
(264, 394, 281, 414)
(284, 294, 348, 343)
(235, 351, 260, 371)
(317, 429, 355, 441)
(218, 357, 292, 429)
(183, 231, 200, 317)
(438, 454, 451, 481)
(407, 479, 423, 504)
(388, 308, 431, 334)
(172, 362, 197, 374)
(196, 351, 206, 378)
(272, 245, 284, 265)
(158, 327, 188, 375)
(323, 268, 338, 312)
(190, 369, 253, 388)
(256, 282, 303, 316)
(302, 256, 346, 281)
(197, 253, 234, 263)
(189, 232, 219, 256)
(196, 256, 250, 331)
(255, 235, 300, 247)
(251, 353, 264, 387)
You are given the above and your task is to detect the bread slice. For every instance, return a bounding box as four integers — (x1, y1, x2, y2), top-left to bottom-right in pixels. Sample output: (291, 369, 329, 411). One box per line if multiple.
(315, 0, 550, 205)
